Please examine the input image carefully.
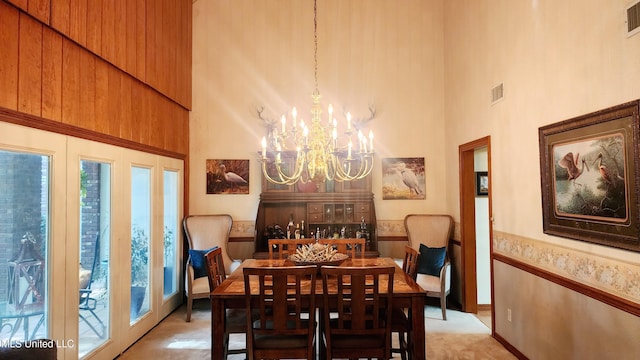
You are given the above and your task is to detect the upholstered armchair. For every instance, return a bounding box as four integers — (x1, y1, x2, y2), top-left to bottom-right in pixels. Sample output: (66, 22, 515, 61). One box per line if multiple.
(404, 214, 454, 320)
(183, 214, 238, 322)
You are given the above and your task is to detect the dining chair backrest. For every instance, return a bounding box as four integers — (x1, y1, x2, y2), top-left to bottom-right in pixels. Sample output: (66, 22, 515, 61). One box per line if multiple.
(183, 214, 234, 273)
(320, 265, 395, 360)
(404, 214, 453, 251)
(243, 265, 317, 360)
(207, 248, 248, 357)
(318, 238, 365, 258)
(267, 238, 315, 259)
(392, 245, 419, 360)
(402, 245, 420, 280)
(204, 247, 226, 291)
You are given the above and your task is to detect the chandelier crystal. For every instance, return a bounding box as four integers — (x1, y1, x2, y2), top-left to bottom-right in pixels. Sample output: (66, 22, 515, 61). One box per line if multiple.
(259, 0, 375, 186)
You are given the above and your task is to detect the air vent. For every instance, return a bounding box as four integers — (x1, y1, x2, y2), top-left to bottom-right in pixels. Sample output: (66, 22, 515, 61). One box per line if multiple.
(627, 1, 640, 36)
(491, 83, 504, 104)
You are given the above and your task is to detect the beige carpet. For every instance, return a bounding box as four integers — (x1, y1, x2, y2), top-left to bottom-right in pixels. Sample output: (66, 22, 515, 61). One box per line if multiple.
(117, 300, 516, 359)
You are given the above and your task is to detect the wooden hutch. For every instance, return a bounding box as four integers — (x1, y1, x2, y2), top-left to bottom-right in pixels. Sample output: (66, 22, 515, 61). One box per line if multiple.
(254, 175, 377, 257)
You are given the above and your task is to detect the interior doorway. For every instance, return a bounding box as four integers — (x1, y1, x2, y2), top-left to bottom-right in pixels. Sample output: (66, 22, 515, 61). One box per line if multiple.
(458, 136, 494, 332)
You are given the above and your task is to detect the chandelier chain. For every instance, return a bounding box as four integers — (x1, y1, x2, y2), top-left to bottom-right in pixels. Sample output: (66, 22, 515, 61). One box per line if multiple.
(313, 0, 318, 93)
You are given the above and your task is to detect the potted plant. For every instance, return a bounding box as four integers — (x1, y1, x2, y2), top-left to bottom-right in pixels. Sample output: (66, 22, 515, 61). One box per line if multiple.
(163, 226, 175, 295)
(130, 224, 149, 319)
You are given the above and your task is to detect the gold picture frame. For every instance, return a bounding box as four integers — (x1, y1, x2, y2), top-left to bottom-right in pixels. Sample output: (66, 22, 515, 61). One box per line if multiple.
(538, 100, 640, 252)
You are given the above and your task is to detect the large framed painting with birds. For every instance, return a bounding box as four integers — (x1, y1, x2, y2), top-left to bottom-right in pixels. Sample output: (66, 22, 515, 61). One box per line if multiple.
(206, 159, 249, 194)
(381, 157, 426, 200)
(539, 100, 640, 252)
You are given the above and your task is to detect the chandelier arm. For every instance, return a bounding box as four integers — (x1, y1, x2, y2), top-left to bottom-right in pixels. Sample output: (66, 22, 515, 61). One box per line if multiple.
(260, 153, 308, 186)
(324, 154, 337, 182)
(332, 155, 352, 182)
(332, 154, 374, 182)
(333, 156, 352, 181)
(283, 154, 307, 183)
(261, 161, 295, 186)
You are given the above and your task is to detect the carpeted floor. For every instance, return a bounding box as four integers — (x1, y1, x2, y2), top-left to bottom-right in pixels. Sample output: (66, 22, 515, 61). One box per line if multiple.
(117, 300, 516, 359)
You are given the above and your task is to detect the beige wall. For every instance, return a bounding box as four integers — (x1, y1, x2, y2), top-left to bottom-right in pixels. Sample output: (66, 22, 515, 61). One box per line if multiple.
(191, 0, 640, 357)
(444, 0, 640, 358)
(494, 260, 640, 359)
(444, 0, 640, 253)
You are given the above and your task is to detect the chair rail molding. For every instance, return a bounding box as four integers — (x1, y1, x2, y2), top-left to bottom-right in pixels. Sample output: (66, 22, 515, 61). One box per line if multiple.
(230, 221, 255, 239)
(493, 231, 640, 306)
(376, 220, 407, 237)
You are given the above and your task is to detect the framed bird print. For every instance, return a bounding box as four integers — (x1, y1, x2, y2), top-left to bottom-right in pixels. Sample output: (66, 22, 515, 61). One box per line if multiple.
(206, 159, 250, 194)
(476, 172, 488, 196)
(381, 157, 426, 200)
(538, 100, 640, 252)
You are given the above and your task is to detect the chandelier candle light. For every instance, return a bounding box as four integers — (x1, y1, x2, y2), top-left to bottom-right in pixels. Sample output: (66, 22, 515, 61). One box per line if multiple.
(259, 0, 375, 186)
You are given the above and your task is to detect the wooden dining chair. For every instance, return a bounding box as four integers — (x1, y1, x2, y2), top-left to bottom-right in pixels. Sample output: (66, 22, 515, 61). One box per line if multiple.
(204, 247, 247, 359)
(243, 265, 317, 360)
(318, 238, 365, 258)
(320, 265, 395, 360)
(392, 246, 420, 360)
(267, 238, 315, 259)
(402, 245, 420, 280)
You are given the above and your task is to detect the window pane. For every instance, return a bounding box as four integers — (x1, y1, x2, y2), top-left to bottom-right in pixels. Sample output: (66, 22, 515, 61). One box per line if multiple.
(78, 161, 111, 356)
(0, 150, 49, 343)
(163, 170, 178, 297)
(130, 167, 151, 323)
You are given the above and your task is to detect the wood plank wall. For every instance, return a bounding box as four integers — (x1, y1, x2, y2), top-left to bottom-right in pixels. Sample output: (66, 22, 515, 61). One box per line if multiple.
(0, 0, 191, 156)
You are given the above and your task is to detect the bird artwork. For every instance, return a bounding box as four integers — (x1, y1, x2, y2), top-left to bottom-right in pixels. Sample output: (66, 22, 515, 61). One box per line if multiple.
(552, 136, 628, 220)
(557, 152, 589, 185)
(219, 164, 248, 189)
(401, 166, 423, 195)
(593, 153, 614, 188)
(206, 160, 249, 194)
(381, 158, 426, 200)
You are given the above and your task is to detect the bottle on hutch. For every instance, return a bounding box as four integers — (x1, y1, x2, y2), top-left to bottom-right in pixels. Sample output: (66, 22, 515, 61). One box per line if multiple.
(360, 216, 370, 250)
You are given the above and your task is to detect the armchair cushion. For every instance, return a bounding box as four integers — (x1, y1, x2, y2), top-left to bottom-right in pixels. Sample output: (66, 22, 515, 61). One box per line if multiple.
(188, 246, 219, 279)
(416, 243, 446, 276)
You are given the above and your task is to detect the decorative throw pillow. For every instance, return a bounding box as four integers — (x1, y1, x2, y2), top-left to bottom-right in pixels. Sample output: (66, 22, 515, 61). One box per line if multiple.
(189, 246, 219, 279)
(416, 243, 446, 276)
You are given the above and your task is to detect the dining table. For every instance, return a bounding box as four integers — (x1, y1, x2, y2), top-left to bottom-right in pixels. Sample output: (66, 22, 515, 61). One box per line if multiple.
(210, 257, 428, 360)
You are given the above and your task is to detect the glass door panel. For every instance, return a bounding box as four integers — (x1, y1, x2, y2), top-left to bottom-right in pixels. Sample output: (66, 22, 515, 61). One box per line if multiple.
(162, 170, 179, 298)
(0, 150, 49, 343)
(130, 166, 151, 323)
(78, 160, 111, 357)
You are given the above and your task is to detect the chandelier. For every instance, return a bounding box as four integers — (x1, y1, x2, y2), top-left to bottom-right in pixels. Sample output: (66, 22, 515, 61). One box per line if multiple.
(259, 0, 375, 186)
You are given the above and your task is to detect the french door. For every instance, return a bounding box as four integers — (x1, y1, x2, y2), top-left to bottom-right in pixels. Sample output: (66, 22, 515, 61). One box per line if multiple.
(0, 123, 66, 349)
(0, 122, 183, 359)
